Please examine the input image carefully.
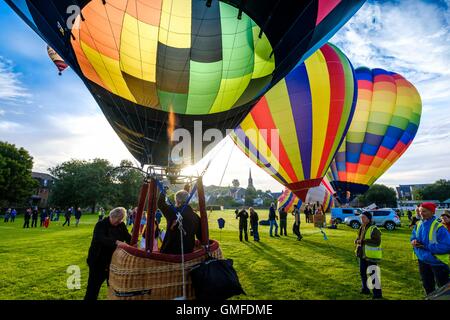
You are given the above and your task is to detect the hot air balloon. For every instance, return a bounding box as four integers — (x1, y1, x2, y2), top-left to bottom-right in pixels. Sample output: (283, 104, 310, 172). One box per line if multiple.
(47, 46, 69, 75)
(232, 43, 357, 201)
(278, 177, 335, 213)
(328, 67, 422, 203)
(5, 0, 365, 168)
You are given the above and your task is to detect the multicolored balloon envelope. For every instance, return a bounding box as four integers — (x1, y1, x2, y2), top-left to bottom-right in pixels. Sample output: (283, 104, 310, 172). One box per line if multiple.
(278, 177, 335, 213)
(328, 67, 422, 203)
(232, 43, 357, 200)
(47, 46, 69, 75)
(5, 0, 365, 167)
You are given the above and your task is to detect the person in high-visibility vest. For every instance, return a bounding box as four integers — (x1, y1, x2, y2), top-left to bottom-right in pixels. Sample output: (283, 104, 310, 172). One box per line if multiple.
(411, 202, 450, 296)
(355, 211, 383, 299)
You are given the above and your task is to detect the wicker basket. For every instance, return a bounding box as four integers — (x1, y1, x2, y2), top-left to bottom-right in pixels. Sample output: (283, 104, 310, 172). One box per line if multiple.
(108, 240, 222, 300)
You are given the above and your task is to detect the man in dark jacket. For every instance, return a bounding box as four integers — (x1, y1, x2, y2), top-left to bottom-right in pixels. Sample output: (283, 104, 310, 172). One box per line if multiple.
(63, 207, 72, 227)
(157, 189, 202, 255)
(279, 207, 288, 236)
(75, 207, 82, 227)
(355, 211, 383, 299)
(236, 208, 249, 242)
(85, 207, 131, 300)
(23, 208, 31, 228)
(31, 207, 38, 228)
(268, 203, 279, 237)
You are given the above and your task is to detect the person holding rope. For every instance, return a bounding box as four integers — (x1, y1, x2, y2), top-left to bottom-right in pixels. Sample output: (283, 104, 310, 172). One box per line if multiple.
(85, 207, 131, 300)
(157, 188, 202, 255)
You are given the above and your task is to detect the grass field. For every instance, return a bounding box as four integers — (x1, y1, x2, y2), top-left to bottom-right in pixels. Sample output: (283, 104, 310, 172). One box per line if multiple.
(0, 211, 426, 300)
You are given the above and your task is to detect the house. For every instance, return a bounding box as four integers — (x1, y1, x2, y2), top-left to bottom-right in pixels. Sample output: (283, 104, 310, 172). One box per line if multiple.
(396, 184, 431, 200)
(31, 172, 55, 208)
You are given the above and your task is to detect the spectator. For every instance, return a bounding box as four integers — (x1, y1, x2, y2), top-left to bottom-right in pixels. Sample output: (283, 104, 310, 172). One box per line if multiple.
(279, 206, 288, 236)
(63, 208, 72, 227)
(40, 208, 48, 227)
(31, 207, 38, 228)
(268, 203, 279, 237)
(98, 207, 105, 222)
(441, 211, 450, 231)
(4, 208, 11, 223)
(292, 204, 302, 241)
(23, 208, 31, 228)
(249, 207, 260, 242)
(55, 208, 60, 221)
(407, 210, 413, 222)
(85, 207, 131, 300)
(411, 202, 450, 296)
(75, 207, 82, 227)
(10, 208, 17, 223)
(235, 208, 249, 242)
(304, 205, 312, 223)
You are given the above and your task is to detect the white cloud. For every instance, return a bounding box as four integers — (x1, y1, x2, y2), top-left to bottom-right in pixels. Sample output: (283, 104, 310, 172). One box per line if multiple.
(0, 57, 30, 102)
(0, 120, 21, 131)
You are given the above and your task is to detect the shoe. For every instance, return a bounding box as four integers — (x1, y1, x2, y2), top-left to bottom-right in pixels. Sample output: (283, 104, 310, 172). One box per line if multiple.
(270, 235, 274, 237)
(360, 289, 371, 295)
(373, 295, 384, 300)
(275, 235, 280, 237)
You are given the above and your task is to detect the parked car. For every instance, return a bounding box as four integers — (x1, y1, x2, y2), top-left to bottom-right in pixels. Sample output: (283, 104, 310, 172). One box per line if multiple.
(344, 209, 402, 230)
(331, 207, 362, 224)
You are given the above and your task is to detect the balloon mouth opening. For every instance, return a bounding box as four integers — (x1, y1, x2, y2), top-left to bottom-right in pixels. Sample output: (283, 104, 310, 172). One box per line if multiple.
(287, 178, 323, 201)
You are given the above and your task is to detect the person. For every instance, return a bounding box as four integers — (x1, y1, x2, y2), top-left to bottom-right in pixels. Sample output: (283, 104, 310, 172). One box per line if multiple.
(10, 208, 17, 223)
(74, 207, 82, 227)
(328, 218, 338, 229)
(292, 204, 302, 241)
(23, 208, 31, 228)
(40, 208, 47, 227)
(314, 206, 325, 227)
(85, 207, 131, 300)
(31, 207, 38, 228)
(409, 206, 421, 228)
(411, 202, 450, 296)
(304, 205, 310, 223)
(157, 189, 202, 254)
(249, 207, 260, 242)
(55, 208, 60, 221)
(235, 207, 249, 242)
(268, 203, 279, 237)
(98, 207, 105, 222)
(355, 211, 383, 299)
(407, 210, 413, 222)
(441, 210, 450, 231)
(279, 206, 288, 236)
(63, 208, 72, 227)
(127, 207, 133, 226)
(4, 208, 11, 223)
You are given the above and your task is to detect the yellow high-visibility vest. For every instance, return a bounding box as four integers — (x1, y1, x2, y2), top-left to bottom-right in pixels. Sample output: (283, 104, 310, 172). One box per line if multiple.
(364, 225, 382, 260)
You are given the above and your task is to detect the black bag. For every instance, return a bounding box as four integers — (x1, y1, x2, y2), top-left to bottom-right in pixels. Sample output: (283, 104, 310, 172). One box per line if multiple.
(190, 257, 245, 301)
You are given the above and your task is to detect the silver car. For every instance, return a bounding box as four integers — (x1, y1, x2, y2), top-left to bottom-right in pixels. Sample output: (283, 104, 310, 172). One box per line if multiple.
(344, 209, 402, 231)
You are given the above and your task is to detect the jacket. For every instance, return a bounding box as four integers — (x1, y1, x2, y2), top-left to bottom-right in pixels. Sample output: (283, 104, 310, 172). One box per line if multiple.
(87, 218, 131, 268)
(411, 216, 450, 266)
(158, 193, 202, 255)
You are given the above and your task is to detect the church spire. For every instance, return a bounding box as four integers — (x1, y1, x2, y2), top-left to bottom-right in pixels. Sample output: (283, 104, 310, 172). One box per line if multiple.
(248, 168, 254, 189)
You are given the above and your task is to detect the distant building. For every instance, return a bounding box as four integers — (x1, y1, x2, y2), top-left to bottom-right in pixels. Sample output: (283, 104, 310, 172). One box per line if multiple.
(396, 184, 431, 200)
(31, 172, 55, 207)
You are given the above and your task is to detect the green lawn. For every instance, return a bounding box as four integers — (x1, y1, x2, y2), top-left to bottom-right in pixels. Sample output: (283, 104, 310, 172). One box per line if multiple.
(0, 211, 425, 300)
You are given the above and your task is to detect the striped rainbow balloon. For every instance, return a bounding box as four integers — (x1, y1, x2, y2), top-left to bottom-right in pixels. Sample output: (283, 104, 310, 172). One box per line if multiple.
(232, 43, 357, 200)
(277, 189, 300, 213)
(328, 67, 422, 203)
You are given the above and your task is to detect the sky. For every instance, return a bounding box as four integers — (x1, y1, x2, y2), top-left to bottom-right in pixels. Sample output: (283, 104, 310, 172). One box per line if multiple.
(0, 0, 449, 193)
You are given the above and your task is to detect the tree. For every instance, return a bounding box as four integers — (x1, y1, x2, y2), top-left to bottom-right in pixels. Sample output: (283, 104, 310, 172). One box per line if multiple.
(49, 158, 115, 212)
(415, 180, 450, 202)
(232, 179, 240, 188)
(245, 187, 257, 206)
(358, 184, 398, 208)
(0, 141, 38, 207)
(112, 160, 145, 209)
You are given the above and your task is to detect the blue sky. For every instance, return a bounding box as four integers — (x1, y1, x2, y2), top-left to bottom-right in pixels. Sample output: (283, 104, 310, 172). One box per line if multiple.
(0, 0, 449, 192)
